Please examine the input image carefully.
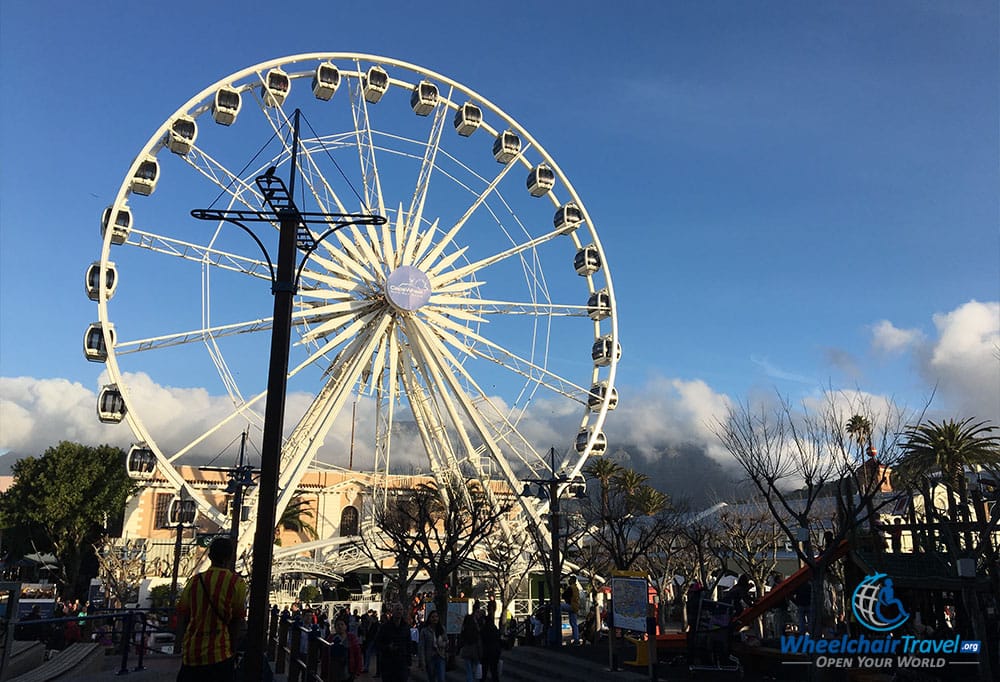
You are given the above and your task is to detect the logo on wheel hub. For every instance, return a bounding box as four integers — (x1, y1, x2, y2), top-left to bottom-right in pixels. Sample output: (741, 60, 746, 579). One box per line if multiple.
(386, 266, 432, 311)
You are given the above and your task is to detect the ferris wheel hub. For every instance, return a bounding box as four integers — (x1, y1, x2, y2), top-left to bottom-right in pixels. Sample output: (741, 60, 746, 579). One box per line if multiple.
(385, 265, 432, 311)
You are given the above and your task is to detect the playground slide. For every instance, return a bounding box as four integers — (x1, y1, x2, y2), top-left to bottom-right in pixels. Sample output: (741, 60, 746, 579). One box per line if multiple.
(732, 539, 849, 627)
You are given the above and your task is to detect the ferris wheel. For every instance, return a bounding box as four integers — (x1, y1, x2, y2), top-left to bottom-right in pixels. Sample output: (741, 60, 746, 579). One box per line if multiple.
(86, 53, 619, 555)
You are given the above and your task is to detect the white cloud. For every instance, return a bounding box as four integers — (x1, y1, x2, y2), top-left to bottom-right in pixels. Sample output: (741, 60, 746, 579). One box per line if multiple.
(603, 376, 733, 463)
(871, 320, 922, 353)
(923, 300, 1000, 422)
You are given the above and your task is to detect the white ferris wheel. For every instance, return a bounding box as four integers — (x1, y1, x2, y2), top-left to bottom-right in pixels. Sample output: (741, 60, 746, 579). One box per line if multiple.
(86, 53, 619, 558)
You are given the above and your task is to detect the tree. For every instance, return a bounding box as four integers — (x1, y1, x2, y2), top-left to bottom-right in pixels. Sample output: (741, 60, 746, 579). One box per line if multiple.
(92, 538, 148, 607)
(714, 392, 911, 634)
(583, 458, 622, 521)
(275, 494, 318, 545)
(581, 467, 681, 571)
(0, 442, 137, 599)
(363, 475, 511, 630)
(895, 417, 1000, 526)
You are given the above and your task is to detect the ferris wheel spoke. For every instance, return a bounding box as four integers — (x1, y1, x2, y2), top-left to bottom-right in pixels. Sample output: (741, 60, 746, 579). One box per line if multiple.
(165, 389, 269, 465)
(428, 227, 564, 284)
(274, 315, 392, 519)
(414, 157, 522, 269)
(114, 316, 277, 355)
(395, 342, 462, 479)
(406, 319, 535, 487)
(128, 229, 274, 282)
(399, 97, 450, 265)
(421, 308, 591, 404)
(297, 300, 377, 345)
(349, 64, 387, 221)
(291, 309, 384, 376)
(182, 147, 268, 212)
(429, 296, 591, 319)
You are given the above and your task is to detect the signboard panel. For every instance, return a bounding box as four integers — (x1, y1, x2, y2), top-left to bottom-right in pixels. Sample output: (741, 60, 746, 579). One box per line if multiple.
(611, 574, 648, 633)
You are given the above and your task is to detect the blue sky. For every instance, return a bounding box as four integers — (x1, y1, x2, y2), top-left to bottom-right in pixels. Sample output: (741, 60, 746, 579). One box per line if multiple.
(1, 1, 997, 471)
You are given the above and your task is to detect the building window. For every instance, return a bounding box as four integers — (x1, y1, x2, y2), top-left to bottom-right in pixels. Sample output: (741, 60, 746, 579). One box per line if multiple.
(153, 493, 173, 529)
(340, 505, 359, 536)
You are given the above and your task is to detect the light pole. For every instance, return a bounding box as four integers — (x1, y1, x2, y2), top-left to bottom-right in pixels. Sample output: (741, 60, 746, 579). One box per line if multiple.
(521, 447, 586, 647)
(191, 109, 385, 682)
(168, 495, 197, 607)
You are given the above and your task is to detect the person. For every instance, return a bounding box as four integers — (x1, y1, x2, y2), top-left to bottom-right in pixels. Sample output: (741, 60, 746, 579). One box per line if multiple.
(792, 583, 811, 635)
(459, 611, 482, 682)
(726, 574, 754, 613)
(376, 602, 412, 682)
(479, 602, 502, 682)
(889, 518, 904, 553)
(175, 537, 248, 682)
(418, 610, 447, 682)
(329, 618, 363, 681)
(562, 576, 581, 645)
(363, 609, 380, 675)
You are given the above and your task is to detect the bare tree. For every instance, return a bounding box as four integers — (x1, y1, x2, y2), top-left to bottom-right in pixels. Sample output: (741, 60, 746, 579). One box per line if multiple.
(481, 528, 536, 626)
(714, 391, 912, 632)
(362, 475, 511, 630)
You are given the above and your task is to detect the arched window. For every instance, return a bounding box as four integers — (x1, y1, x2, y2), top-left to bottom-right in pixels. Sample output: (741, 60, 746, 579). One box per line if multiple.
(340, 505, 359, 536)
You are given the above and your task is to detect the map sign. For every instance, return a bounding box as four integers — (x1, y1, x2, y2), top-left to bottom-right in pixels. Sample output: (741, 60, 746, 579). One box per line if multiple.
(611, 574, 648, 633)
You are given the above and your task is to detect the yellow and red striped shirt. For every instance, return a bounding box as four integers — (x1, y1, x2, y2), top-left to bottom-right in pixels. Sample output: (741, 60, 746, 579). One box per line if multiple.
(177, 566, 248, 666)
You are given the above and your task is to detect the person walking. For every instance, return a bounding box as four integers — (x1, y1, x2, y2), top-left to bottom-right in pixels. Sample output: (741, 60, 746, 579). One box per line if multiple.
(479, 602, 502, 682)
(175, 537, 248, 682)
(418, 610, 447, 682)
(376, 602, 413, 682)
(459, 611, 482, 682)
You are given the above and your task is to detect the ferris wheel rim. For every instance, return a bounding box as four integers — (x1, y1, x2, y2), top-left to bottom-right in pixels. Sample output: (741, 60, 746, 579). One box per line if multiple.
(93, 52, 619, 543)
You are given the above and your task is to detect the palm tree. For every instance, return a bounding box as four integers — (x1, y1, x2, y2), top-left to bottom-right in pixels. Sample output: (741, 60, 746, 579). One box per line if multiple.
(275, 494, 319, 545)
(630, 485, 668, 516)
(584, 458, 622, 520)
(896, 418, 1000, 529)
(845, 414, 873, 455)
(613, 468, 650, 501)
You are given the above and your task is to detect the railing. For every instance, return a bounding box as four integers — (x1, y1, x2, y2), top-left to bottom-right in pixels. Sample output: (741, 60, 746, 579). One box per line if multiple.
(266, 607, 340, 682)
(9, 608, 177, 675)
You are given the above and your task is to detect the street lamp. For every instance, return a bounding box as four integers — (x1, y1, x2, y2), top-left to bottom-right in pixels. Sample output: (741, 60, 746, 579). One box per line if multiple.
(190, 109, 385, 682)
(168, 494, 198, 606)
(520, 447, 587, 647)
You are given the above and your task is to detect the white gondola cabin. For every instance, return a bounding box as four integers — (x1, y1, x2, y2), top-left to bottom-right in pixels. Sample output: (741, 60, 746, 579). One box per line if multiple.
(553, 202, 583, 234)
(97, 385, 126, 423)
(312, 62, 340, 100)
(410, 80, 438, 115)
(363, 66, 389, 103)
(168, 498, 198, 526)
(575, 428, 608, 455)
(587, 288, 611, 321)
(85, 260, 118, 301)
(126, 445, 156, 478)
(592, 335, 621, 367)
(262, 68, 290, 107)
(130, 156, 159, 196)
(101, 205, 132, 245)
(167, 115, 197, 155)
(527, 164, 555, 197)
(574, 244, 601, 276)
(588, 382, 619, 411)
(492, 130, 521, 163)
(453, 102, 482, 136)
(213, 86, 242, 125)
(83, 322, 115, 362)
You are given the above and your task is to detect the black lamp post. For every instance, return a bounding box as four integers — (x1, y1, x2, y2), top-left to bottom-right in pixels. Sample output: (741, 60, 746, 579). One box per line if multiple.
(191, 109, 385, 682)
(521, 447, 586, 647)
(168, 495, 198, 607)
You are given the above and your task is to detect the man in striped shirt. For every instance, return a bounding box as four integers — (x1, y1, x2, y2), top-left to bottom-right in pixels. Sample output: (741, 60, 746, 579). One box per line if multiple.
(176, 536, 248, 681)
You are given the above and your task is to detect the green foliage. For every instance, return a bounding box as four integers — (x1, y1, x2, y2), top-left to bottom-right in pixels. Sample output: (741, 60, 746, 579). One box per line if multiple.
(276, 495, 318, 540)
(299, 584, 322, 603)
(0, 441, 137, 598)
(148, 584, 172, 607)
